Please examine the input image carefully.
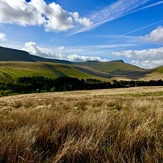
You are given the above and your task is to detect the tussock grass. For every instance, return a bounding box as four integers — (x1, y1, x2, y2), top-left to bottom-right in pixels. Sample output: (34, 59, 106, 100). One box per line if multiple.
(0, 86, 163, 163)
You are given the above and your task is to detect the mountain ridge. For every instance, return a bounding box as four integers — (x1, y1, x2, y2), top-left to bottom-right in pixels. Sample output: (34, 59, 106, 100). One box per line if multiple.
(0, 46, 162, 81)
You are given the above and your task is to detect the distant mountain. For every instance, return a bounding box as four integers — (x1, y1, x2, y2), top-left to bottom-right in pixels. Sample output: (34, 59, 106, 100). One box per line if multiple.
(0, 46, 71, 64)
(0, 46, 162, 81)
(73, 60, 146, 79)
(0, 46, 35, 62)
(31, 55, 71, 64)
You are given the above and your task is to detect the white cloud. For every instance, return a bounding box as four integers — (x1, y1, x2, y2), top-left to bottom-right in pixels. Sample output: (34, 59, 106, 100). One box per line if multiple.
(2, 0, 160, 34)
(115, 20, 163, 39)
(132, 60, 163, 69)
(0, 0, 92, 32)
(71, 12, 92, 27)
(91, 0, 149, 22)
(112, 47, 163, 68)
(22, 41, 108, 62)
(1, 0, 162, 34)
(140, 26, 163, 43)
(44, 2, 74, 32)
(72, 0, 150, 34)
(22, 41, 65, 59)
(57, 46, 65, 51)
(0, 33, 7, 41)
(0, 0, 45, 26)
(67, 54, 108, 62)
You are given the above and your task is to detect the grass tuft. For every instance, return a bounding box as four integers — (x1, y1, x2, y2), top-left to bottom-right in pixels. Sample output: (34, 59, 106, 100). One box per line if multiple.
(0, 87, 163, 162)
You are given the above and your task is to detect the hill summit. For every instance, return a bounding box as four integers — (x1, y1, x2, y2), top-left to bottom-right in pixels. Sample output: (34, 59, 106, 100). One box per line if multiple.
(0, 46, 71, 64)
(0, 46, 35, 62)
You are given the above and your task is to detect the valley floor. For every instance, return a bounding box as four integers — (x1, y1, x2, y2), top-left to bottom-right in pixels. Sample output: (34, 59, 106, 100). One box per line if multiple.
(0, 86, 163, 163)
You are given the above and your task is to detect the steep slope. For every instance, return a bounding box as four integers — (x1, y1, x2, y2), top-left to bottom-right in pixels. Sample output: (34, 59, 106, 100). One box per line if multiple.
(0, 46, 71, 64)
(0, 46, 162, 81)
(151, 66, 163, 73)
(140, 66, 163, 80)
(31, 55, 71, 64)
(74, 60, 144, 72)
(73, 60, 147, 79)
(0, 46, 35, 62)
(0, 62, 95, 82)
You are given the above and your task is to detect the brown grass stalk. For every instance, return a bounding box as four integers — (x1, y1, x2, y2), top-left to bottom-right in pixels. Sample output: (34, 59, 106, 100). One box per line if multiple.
(0, 86, 163, 162)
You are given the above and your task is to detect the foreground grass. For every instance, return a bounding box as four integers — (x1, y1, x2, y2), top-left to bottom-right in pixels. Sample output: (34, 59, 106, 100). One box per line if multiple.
(0, 87, 163, 163)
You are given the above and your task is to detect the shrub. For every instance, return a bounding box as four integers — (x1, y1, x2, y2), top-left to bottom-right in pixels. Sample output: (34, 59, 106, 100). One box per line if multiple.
(4, 90, 13, 96)
(0, 90, 4, 96)
(50, 87, 56, 92)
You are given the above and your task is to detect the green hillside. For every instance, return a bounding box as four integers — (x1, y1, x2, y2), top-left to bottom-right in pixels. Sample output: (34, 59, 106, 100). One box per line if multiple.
(73, 60, 147, 79)
(0, 62, 94, 82)
(0, 46, 162, 81)
(75, 60, 144, 72)
(140, 66, 163, 81)
(151, 66, 163, 73)
(0, 61, 162, 83)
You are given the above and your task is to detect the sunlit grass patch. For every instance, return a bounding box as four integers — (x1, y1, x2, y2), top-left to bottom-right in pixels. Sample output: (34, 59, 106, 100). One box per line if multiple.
(0, 86, 163, 162)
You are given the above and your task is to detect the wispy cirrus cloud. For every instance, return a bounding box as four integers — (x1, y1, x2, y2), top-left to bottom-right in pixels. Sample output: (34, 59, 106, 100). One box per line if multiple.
(71, 0, 150, 35)
(131, 0, 163, 12)
(1, 0, 162, 35)
(71, 0, 163, 35)
(115, 19, 163, 39)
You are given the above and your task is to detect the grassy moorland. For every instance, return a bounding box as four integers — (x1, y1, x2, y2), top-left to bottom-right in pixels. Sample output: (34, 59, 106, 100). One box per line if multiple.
(0, 61, 163, 82)
(0, 61, 156, 83)
(0, 62, 94, 82)
(0, 86, 163, 163)
(142, 66, 163, 81)
(0, 46, 162, 81)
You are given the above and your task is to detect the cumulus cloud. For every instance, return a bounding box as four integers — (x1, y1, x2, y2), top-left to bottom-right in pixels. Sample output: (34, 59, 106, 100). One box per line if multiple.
(2, 0, 160, 34)
(0, 0, 92, 32)
(0, 33, 7, 41)
(1, 0, 161, 34)
(22, 41, 107, 62)
(70, 12, 92, 27)
(112, 47, 163, 68)
(22, 41, 65, 59)
(0, 0, 45, 26)
(43, 2, 74, 32)
(67, 54, 108, 62)
(140, 26, 163, 43)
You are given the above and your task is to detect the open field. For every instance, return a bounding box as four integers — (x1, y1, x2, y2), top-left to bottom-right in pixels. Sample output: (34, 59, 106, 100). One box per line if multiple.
(0, 62, 94, 82)
(0, 61, 162, 82)
(0, 86, 163, 162)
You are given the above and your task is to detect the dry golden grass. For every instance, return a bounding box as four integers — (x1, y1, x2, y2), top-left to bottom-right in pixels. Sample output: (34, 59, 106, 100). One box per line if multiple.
(140, 72, 163, 81)
(0, 86, 163, 163)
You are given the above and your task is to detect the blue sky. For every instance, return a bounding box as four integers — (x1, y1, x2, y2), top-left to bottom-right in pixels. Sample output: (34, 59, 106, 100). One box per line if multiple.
(0, 0, 163, 68)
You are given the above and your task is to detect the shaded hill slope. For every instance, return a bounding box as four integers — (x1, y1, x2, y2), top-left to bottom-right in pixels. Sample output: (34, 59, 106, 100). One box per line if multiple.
(74, 60, 143, 72)
(140, 66, 163, 81)
(0, 62, 94, 82)
(0, 46, 35, 62)
(72, 60, 147, 79)
(0, 46, 162, 81)
(151, 66, 163, 73)
(0, 46, 71, 64)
